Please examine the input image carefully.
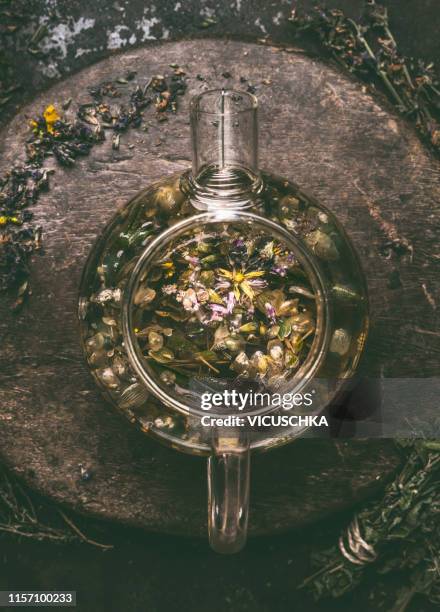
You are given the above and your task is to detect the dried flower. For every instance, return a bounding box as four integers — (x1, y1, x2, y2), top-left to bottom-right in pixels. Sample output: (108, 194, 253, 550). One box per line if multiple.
(124, 225, 317, 388)
(290, 1, 440, 158)
(1, 69, 188, 307)
(42, 104, 61, 132)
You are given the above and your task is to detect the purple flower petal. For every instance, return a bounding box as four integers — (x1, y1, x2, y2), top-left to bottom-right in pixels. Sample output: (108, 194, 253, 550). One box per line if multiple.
(249, 278, 267, 289)
(215, 280, 231, 290)
(210, 303, 228, 314)
(185, 255, 200, 266)
(265, 302, 276, 323)
(226, 291, 236, 313)
(271, 266, 287, 277)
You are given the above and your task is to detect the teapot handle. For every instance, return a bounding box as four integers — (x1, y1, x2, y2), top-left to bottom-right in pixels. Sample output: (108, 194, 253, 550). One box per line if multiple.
(207, 428, 250, 554)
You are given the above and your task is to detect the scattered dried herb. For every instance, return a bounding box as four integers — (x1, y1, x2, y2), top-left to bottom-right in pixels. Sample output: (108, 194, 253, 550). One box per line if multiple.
(0, 72, 187, 308)
(0, 166, 47, 307)
(28, 104, 103, 166)
(0, 103, 103, 308)
(79, 72, 186, 148)
(290, 0, 440, 156)
(0, 465, 112, 548)
(300, 439, 440, 608)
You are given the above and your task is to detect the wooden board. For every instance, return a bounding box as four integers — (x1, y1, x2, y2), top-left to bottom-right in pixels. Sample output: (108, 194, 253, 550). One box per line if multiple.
(1, 39, 438, 536)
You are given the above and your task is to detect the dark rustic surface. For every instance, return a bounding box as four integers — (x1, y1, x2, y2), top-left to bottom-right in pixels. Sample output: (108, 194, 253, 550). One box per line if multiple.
(3, 0, 440, 125)
(1, 39, 439, 535)
(3, 522, 435, 612)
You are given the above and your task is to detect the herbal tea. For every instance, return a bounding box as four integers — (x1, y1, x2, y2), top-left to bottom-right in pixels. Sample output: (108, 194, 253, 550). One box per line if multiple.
(79, 170, 368, 449)
(129, 223, 316, 387)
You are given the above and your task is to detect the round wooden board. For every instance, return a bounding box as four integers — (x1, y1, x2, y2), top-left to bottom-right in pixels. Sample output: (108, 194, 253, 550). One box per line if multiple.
(1, 39, 438, 536)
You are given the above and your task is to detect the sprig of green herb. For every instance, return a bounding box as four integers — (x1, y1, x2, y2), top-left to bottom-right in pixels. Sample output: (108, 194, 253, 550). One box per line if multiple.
(299, 439, 440, 607)
(290, 1, 440, 155)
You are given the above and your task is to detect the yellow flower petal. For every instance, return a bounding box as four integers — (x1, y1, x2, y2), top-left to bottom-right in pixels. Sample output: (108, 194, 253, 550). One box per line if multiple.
(218, 268, 234, 279)
(208, 289, 224, 305)
(43, 104, 61, 125)
(240, 280, 254, 300)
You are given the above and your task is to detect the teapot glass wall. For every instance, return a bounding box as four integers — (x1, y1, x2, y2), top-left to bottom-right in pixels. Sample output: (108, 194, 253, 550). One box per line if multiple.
(79, 90, 368, 552)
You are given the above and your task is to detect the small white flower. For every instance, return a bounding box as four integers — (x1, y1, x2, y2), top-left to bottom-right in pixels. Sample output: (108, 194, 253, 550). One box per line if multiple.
(162, 284, 177, 295)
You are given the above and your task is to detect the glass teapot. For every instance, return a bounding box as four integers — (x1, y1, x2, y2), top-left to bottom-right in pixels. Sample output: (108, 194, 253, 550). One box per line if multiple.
(78, 89, 369, 553)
